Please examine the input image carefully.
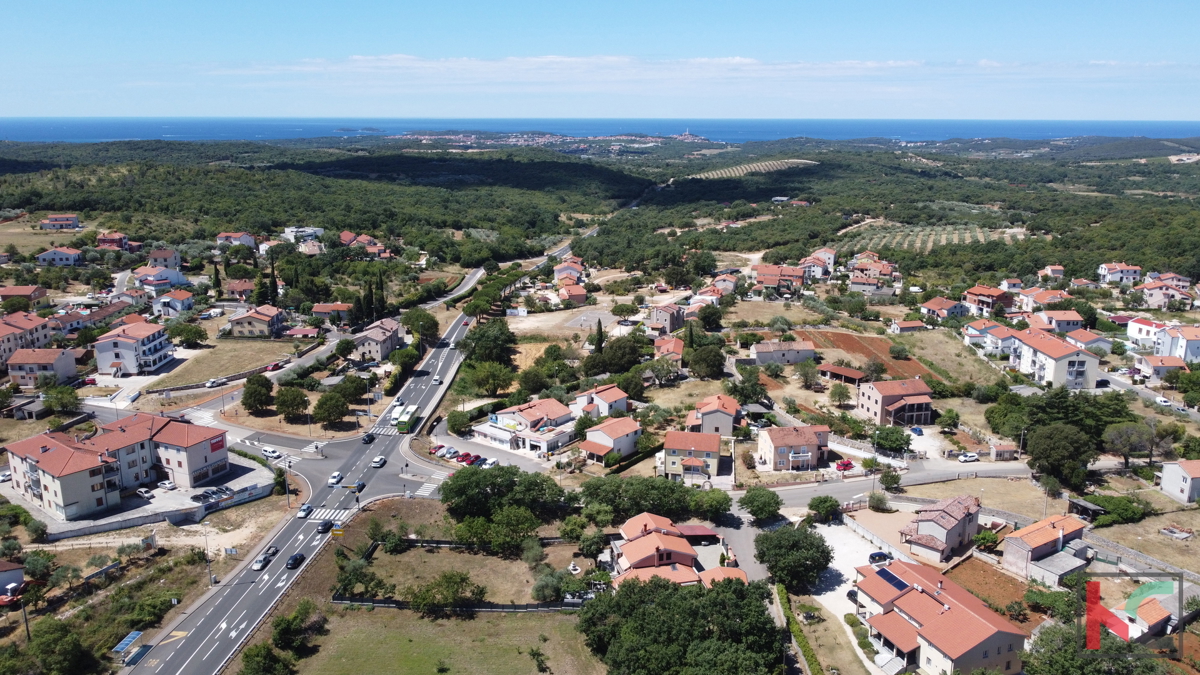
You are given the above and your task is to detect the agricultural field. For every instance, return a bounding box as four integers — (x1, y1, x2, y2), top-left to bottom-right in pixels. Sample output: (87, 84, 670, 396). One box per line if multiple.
(887, 329, 1001, 384)
(832, 224, 1031, 254)
(791, 329, 934, 380)
(689, 159, 817, 179)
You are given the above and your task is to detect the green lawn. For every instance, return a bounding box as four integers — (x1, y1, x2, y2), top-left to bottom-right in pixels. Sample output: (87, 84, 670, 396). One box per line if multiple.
(296, 609, 605, 675)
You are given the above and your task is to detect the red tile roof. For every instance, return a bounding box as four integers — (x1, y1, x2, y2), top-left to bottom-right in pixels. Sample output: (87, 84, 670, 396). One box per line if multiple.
(7, 349, 70, 365)
(866, 611, 920, 652)
(1174, 460, 1200, 479)
(1005, 514, 1087, 548)
(612, 564, 700, 588)
(620, 513, 681, 540)
(866, 379, 933, 398)
(663, 431, 721, 455)
(618, 532, 696, 566)
(762, 425, 829, 448)
(588, 416, 641, 439)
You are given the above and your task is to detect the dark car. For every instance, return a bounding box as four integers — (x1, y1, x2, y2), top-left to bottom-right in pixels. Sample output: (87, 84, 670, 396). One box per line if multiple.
(1095, 379, 1110, 388)
(285, 553, 305, 569)
(215, 486, 235, 497)
(470, 455, 487, 466)
(264, 546, 279, 557)
(361, 433, 376, 444)
(868, 552, 892, 564)
(190, 494, 211, 504)
(316, 520, 334, 534)
(846, 589, 858, 602)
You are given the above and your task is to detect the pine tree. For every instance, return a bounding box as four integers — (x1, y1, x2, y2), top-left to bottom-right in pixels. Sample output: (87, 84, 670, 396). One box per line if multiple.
(212, 263, 222, 298)
(594, 318, 605, 354)
(266, 263, 278, 306)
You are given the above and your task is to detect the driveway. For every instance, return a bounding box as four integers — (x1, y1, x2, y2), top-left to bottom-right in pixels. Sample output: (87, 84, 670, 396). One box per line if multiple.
(809, 521, 883, 618)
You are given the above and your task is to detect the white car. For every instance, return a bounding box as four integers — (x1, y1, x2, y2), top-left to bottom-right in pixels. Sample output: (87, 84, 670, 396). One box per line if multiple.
(482, 458, 499, 469)
(432, 376, 442, 385)
(157, 480, 177, 491)
(328, 472, 343, 487)
(1155, 397, 1172, 407)
(0, 471, 11, 482)
(1117, 368, 1130, 375)
(251, 556, 270, 571)
(297, 503, 314, 518)
(262, 447, 281, 459)
(436, 446, 453, 458)
(958, 453, 979, 463)
(370, 456, 387, 468)
(206, 378, 228, 388)
(443, 448, 460, 459)
(136, 488, 154, 499)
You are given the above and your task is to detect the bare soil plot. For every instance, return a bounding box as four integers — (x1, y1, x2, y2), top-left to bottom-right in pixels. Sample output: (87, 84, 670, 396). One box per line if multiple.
(724, 302, 823, 327)
(689, 159, 816, 179)
(1095, 507, 1200, 575)
(512, 341, 553, 372)
(792, 330, 933, 380)
(646, 378, 723, 411)
(145, 337, 296, 391)
(944, 558, 1046, 635)
(889, 329, 1000, 384)
(901, 477, 1065, 520)
(225, 385, 381, 440)
(373, 546, 593, 606)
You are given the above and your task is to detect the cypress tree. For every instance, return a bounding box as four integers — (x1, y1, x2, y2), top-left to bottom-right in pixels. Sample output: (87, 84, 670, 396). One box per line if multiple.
(252, 273, 270, 306)
(212, 262, 222, 298)
(351, 295, 365, 325)
(375, 272, 387, 319)
(363, 283, 375, 322)
(266, 264, 278, 306)
(595, 318, 605, 354)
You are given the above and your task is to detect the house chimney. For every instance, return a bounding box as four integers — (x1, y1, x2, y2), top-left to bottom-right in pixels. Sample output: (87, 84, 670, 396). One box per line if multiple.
(40, 445, 49, 453)
(938, 580, 943, 589)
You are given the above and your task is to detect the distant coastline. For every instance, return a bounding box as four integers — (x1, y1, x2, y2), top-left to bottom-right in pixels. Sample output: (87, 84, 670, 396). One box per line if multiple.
(2, 117, 1200, 144)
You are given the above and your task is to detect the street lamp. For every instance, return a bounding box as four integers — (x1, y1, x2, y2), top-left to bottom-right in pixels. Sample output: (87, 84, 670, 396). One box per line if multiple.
(202, 522, 213, 587)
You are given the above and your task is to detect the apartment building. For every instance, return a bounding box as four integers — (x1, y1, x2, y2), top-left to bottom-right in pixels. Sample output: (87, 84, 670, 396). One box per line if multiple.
(96, 322, 174, 376)
(1155, 325, 1200, 362)
(1009, 330, 1099, 389)
(148, 249, 181, 270)
(648, 304, 684, 333)
(569, 383, 629, 418)
(1098, 262, 1142, 284)
(8, 349, 76, 388)
(857, 378, 933, 426)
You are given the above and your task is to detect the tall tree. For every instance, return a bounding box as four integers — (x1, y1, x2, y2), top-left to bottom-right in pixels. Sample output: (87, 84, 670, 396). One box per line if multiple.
(1026, 423, 1097, 491)
(753, 526, 833, 593)
(374, 273, 387, 319)
(350, 295, 364, 325)
(363, 282, 375, 322)
(252, 273, 270, 306)
(594, 318, 605, 354)
(211, 262, 222, 298)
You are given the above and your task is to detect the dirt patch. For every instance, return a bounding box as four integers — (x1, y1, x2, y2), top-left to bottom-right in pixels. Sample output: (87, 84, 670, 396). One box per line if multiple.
(758, 371, 783, 391)
(944, 558, 1047, 635)
(792, 593, 872, 675)
(901, 477, 1066, 521)
(1097, 507, 1200, 575)
(146, 337, 297, 391)
(512, 342, 552, 372)
(224, 386, 382, 440)
(646, 379, 724, 411)
(801, 330, 932, 380)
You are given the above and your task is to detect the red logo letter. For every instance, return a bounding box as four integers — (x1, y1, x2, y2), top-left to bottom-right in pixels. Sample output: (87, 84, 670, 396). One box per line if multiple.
(1086, 581, 1128, 649)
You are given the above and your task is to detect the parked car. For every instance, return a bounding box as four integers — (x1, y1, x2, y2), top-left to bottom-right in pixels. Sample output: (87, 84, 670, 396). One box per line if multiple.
(442, 448, 459, 459)
(0, 471, 10, 483)
(1177, 405, 1190, 414)
(205, 378, 228, 388)
(836, 460, 854, 472)
(429, 444, 444, 455)
(83, 377, 97, 385)
(316, 520, 334, 534)
(1117, 368, 1130, 375)
(482, 458, 499, 469)
(190, 494, 212, 504)
(262, 447, 281, 459)
(958, 452, 979, 463)
(297, 504, 315, 518)
(285, 553, 305, 569)
(1095, 379, 1110, 388)
(266, 362, 283, 372)
(328, 472, 343, 487)
(868, 552, 892, 564)
(910, 427, 923, 436)
(1155, 397, 1172, 407)
(203, 489, 223, 500)
(470, 456, 487, 466)
(370, 456, 387, 468)
(361, 433, 376, 444)
(846, 589, 858, 602)
(455, 453, 474, 464)
(251, 556, 271, 571)
(136, 488, 154, 499)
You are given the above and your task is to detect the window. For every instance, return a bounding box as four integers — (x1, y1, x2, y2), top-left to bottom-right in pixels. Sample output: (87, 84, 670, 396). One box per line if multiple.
(96, 498, 104, 507)
(1005, 662, 1010, 671)
(127, 460, 137, 469)
(91, 483, 103, 492)
(1007, 644, 1012, 652)
(925, 657, 931, 666)
(778, 460, 785, 467)
(983, 650, 988, 658)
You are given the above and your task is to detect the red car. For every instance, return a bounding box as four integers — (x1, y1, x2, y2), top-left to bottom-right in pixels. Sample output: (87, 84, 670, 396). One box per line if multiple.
(836, 460, 854, 472)
(462, 320, 469, 326)
(429, 444, 444, 455)
(83, 377, 97, 385)
(455, 453, 475, 464)
(266, 362, 282, 372)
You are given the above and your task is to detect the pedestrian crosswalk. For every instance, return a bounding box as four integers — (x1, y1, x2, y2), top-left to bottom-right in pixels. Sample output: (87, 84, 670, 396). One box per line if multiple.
(431, 470, 449, 480)
(270, 456, 301, 468)
(300, 442, 323, 453)
(370, 426, 399, 436)
(307, 508, 352, 521)
(185, 408, 216, 426)
(414, 483, 438, 497)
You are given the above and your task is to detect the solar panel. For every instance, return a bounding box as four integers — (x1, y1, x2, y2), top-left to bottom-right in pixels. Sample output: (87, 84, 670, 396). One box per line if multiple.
(876, 568, 909, 592)
(113, 631, 142, 653)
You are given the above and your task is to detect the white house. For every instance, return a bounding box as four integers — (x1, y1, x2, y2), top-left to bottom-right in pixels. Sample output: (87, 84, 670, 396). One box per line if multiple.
(281, 227, 325, 243)
(570, 384, 629, 418)
(216, 232, 255, 247)
(1034, 310, 1083, 333)
(1097, 262, 1142, 285)
(7, 348, 77, 388)
(899, 495, 981, 563)
(1134, 281, 1194, 310)
(1038, 265, 1065, 280)
(36, 247, 82, 267)
(920, 297, 968, 320)
(1155, 325, 1200, 362)
(1134, 354, 1189, 384)
(133, 266, 188, 295)
(471, 398, 576, 456)
(1009, 330, 1099, 389)
(579, 417, 642, 461)
(889, 320, 925, 334)
(1160, 460, 1200, 505)
(1065, 329, 1112, 353)
(96, 322, 174, 376)
(1127, 318, 1167, 348)
(151, 289, 194, 318)
(750, 340, 816, 365)
(999, 278, 1024, 292)
(39, 214, 79, 230)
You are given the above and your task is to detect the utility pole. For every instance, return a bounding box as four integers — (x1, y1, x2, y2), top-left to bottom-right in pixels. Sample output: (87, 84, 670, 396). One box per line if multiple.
(284, 459, 291, 508)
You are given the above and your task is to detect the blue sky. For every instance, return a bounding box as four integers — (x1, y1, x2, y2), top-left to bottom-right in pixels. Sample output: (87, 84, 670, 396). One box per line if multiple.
(3, 0, 1198, 118)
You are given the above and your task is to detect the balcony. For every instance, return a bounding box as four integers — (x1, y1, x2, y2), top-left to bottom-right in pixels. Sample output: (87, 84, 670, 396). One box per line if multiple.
(789, 452, 812, 461)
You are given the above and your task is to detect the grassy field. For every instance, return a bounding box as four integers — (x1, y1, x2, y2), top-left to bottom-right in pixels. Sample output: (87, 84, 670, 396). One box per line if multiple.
(0, 214, 97, 254)
(373, 546, 593, 606)
(0, 416, 49, 448)
(1090, 500, 1200, 575)
(646, 378, 722, 411)
(792, 593, 871, 675)
(145, 337, 297, 391)
(723, 301, 824, 327)
(888, 329, 1000, 384)
(902, 477, 1065, 520)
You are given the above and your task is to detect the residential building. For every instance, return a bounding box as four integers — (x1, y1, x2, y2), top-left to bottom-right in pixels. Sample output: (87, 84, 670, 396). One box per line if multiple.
(851, 260, 898, 280)
(258, 240, 284, 256)
(216, 232, 255, 247)
(39, 214, 79, 230)
(899, 495, 980, 562)
(960, 286, 1013, 317)
(849, 276, 883, 294)
(225, 279, 256, 301)
(1151, 272, 1192, 290)
(1127, 317, 1167, 348)
(36, 247, 82, 267)
(711, 273, 739, 294)
(8, 349, 76, 388)
(658, 431, 721, 481)
(962, 319, 1002, 347)
(1016, 287, 1073, 313)
(750, 340, 815, 365)
(133, 266, 188, 295)
(1009, 330, 1100, 389)
(857, 378, 933, 426)
(1098, 262, 1142, 284)
(1134, 354, 1189, 384)
(0, 286, 49, 309)
(148, 249, 181, 270)
(1134, 280, 1194, 310)
(351, 318, 404, 361)
(110, 289, 148, 307)
(553, 261, 583, 285)
(1001, 514, 1088, 579)
(1034, 310, 1083, 333)
(1038, 265, 1065, 280)
(648, 304, 684, 333)
(228, 305, 285, 337)
(580, 417, 643, 461)
(570, 384, 629, 418)
(97, 232, 129, 250)
(919, 297, 968, 320)
(852, 561, 1025, 675)
(96, 322, 174, 376)
(281, 226, 325, 243)
(5, 413, 229, 520)
(1160, 460, 1200, 505)
(889, 320, 925, 334)
(152, 289, 194, 318)
(810, 247, 837, 268)
(998, 278, 1023, 292)
(748, 264, 807, 295)
(558, 284, 587, 305)
(756, 424, 829, 472)
(684, 394, 742, 436)
(654, 336, 685, 363)
(0, 311, 53, 353)
(1070, 278, 1099, 290)
(1155, 325, 1200, 362)
(338, 231, 357, 246)
(819, 364, 865, 385)
(471, 397, 575, 455)
(1065, 329, 1112, 353)
(613, 528, 697, 572)
(0, 561, 24, 592)
(698, 567, 749, 588)
(298, 241, 326, 256)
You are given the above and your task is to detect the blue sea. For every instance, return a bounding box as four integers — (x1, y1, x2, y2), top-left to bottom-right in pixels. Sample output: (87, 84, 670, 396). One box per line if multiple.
(2, 118, 1200, 144)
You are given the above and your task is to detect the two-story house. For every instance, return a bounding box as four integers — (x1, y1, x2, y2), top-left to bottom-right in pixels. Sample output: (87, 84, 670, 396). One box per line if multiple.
(553, 261, 583, 286)
(580, 416, 642, 461)
(471, 397, 576, 456)
(857, 378, 933, 426)
(569, 383, 629, 418)
(1098, 262, 1142, 285)
(148, 249, 181, 270)
(1001, 514, 1088, 579)
(654, 336, 685, 363)
(39, 214, 79, 230)
(1065, 329, 1112, 353)
(961, 286, 1013, 317)
(1134, 280, 1194, 310)
(228, 305, 285, 337)
(998, 278, 1023, 292)
(658, 431, 721, 481)
(750, 339, 816, 365)
(648, 304, 684, 333)
(0, 286, 50, 309)
(1156, 325, 1200, 362)
(152, 289, 194, 318)
(97, 231, 130, 250)
(558, 284, 587, 305)
(133, 266, 188, 295)
(8, 349, 76, 388)
(756, 424, 830, 472)
(351, 318, 404, 361)
(1034, 310, 1083, 333)
(1160, 460, 1200, 505)
(96, 322, 174, 376)
(1133, 354, 1189, 384)
(216, 232, 255, 247)
(1127, 317, 1167, 349)
(1009, 330, 1099, 389)
(36, 247, 82, 267)
(1037, 264, 1065, 280)
(1016, 287, 1073, 312)
(110, 288, 148, 308)
(899, 495, 981, 562)
(919, 297, 968, 320)
(684, 394, 742, 436)
(311, 302, 352, 323)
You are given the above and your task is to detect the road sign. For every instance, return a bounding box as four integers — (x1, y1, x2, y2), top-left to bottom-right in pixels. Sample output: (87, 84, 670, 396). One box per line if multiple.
(331, 528, 344, 537)
(224, 548, 238, 556)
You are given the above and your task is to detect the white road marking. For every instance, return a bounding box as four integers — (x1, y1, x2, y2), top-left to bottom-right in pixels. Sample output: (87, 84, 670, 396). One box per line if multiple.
(414, 483, 437, 497)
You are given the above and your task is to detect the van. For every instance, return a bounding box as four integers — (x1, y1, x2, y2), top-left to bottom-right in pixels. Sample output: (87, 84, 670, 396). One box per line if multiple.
(390, 407, 402, 424)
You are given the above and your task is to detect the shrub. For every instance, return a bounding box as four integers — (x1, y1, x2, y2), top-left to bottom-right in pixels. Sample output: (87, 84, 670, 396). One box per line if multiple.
(844, 613, 861, 628)
(868, 492, 890, 512)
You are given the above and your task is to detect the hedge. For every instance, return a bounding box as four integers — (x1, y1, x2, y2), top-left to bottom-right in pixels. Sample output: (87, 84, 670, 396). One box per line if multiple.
(778, 584, 823, 675)
(231, 447, 270, 469)
(606, 442, 664, 475)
